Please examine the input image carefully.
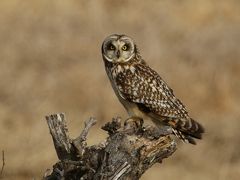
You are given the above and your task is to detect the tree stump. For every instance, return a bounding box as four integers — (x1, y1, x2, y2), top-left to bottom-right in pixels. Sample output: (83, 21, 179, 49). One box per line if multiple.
(43, 113, 177, 180)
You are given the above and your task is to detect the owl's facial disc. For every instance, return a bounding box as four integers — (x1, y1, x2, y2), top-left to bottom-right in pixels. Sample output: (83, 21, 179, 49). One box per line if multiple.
(102, 35, 135, 63)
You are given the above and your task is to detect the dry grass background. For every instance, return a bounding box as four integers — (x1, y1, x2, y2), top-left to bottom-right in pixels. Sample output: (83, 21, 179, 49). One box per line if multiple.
(0, 0, 239, 179)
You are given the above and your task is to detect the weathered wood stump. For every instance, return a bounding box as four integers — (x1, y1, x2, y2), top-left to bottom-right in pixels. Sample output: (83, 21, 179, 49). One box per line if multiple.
(43, 113, 177, 180)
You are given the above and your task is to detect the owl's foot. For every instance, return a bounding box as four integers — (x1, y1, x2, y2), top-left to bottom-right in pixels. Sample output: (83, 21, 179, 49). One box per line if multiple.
(142, 125, 172, 139)
(156, 126, 172, 136)
(124, 116, 144, 134)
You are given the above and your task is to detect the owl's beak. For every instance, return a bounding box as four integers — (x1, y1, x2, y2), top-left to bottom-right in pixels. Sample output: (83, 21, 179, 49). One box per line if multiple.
(116, 50, 120, 58)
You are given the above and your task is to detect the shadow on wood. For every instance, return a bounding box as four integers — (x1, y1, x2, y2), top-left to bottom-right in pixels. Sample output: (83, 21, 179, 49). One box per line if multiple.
(43, 113, 177, 180)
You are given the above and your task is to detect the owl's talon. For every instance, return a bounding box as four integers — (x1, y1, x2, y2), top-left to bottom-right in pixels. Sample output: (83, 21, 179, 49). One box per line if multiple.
(124, 116, 143, 133)
(142, 126, 172, 139)
(124, 116, 143, 127)
(157, 126, 172, 136)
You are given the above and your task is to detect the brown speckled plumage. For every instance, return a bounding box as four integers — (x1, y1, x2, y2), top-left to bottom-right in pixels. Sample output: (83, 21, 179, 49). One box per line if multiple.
(102, 34, 204, 144)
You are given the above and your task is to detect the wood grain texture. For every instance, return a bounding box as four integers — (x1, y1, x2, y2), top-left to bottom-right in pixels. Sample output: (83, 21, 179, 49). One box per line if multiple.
(44, 114, 176, 180)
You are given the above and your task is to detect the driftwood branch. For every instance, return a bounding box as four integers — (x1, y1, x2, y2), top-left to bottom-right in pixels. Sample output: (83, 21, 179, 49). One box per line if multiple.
(43, 113, 177, 180)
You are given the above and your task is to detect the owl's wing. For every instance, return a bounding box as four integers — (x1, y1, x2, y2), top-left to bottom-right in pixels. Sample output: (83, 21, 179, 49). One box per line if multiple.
(115, 63, 189, 119)
(114, 63, 204, 144)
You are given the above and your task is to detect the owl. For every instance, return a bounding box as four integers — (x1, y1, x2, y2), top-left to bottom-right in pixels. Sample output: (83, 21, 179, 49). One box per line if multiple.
(101, 34, 204, 144)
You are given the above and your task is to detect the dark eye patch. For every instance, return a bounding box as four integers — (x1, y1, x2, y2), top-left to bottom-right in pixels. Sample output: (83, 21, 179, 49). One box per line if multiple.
(123, 43, 131, 50)
(106, 42, 115, 50)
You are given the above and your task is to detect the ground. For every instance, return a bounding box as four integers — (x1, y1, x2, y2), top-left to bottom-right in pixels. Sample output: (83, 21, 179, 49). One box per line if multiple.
(0, 0, 239, 179)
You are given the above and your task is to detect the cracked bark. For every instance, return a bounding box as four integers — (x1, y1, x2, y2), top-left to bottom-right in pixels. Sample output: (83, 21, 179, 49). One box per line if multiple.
(43, 113, 177, 180)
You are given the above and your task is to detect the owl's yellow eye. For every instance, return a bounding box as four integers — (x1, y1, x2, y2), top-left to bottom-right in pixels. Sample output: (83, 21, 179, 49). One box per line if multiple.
(122, 45, 128, 51)
(110, 45, 115, 50)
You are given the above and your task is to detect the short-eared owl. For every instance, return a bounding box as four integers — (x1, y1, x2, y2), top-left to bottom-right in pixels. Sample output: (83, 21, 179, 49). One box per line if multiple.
(101, 34, 204, 144)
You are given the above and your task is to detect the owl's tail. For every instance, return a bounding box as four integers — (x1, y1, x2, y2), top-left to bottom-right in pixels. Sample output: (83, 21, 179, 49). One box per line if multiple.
(164, 118, 205, 145)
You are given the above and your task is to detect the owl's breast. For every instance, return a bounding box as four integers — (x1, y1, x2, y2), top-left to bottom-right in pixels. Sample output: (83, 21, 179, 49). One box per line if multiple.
(105, 65, 127, 102)
(105, 65, 148, 119)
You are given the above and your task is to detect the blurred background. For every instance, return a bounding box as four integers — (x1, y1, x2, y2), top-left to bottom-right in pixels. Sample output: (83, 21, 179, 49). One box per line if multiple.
(0, 0, 239, 179)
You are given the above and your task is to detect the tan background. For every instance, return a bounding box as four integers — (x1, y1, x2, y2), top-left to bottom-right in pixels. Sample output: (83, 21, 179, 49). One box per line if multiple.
(0, 0, 240, 179)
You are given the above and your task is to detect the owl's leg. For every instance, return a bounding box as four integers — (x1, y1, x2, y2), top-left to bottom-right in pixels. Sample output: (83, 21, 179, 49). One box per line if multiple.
(155, 125, 173, 136)
(124, 116, 144, 130)
(151, 117, 173, 136)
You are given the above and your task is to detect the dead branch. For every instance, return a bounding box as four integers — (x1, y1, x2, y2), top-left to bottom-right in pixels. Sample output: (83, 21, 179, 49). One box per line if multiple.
(43, 113, 177, 180)
(0, 150, 5, 178)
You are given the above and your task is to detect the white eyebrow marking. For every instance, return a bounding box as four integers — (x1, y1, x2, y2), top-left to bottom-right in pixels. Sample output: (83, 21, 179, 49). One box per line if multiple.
(120, 36, 133, 41)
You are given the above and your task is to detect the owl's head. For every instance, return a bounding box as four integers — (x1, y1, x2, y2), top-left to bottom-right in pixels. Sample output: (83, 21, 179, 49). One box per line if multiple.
(102, 34, 137, 63)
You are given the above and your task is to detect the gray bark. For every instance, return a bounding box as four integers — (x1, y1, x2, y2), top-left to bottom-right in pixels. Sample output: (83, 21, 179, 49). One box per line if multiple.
(43, 113, 177, 180)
